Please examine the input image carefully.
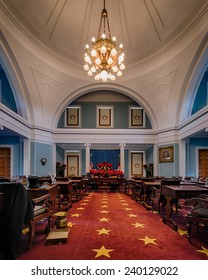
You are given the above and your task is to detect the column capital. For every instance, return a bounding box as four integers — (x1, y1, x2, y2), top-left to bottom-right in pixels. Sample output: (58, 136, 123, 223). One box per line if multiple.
(119, 143, 126, 148)
(84, 143, 91, 147)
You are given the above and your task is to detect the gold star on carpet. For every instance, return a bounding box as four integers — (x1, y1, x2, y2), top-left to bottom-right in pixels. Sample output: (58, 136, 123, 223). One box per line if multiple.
(81, 203, 87, 205)
(99, 217, 109, 222)
(101, 201, 108, 204)
(71, 213, 81, 217)
(196, 246, 208, 256)
(120, 200, 126, 202)
(122, 203, 128, 206)
(139, 236, 158, 245)
(22, 228, 29, 235)
(93, 245, 114, 258)
(125, 207, 132, 211)
(96, 228, 111, 235)
(67, 222, 75, 228)
(152, 210, 158, 214)
(100, 210, 109, 213)
(84, 200, 89, 202)
(101, 205, 108, 208)
(77, 207, 85, 210)
(177, 228, 187, 236)
(128, 214, 137, 217)
(132, 222, 145, 228)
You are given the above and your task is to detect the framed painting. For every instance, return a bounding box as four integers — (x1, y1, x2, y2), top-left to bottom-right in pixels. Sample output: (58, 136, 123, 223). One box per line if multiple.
(129, 107, 144, 127)
(97, 106, 113, 128)
(67, 155, 79, 177)
(159, 146, 174, 163)
(66, 106, 80, 127)
(131, 152, 143, 176)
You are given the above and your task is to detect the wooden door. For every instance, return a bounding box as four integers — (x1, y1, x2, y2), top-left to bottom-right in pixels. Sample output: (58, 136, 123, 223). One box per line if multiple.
(0, 148, 11, 177)
(198, 149, 208, 178)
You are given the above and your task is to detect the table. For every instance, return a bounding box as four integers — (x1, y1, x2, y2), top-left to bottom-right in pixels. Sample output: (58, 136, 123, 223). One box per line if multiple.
(162, 185, 208, 230)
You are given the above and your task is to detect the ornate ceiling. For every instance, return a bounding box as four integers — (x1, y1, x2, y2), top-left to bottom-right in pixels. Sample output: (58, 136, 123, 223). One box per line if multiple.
(1, 0, 207, 69)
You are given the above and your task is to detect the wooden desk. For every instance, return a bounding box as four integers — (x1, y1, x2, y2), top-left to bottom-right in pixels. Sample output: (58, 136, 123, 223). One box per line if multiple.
(54, 179, 82, 203)
(142, 181, 161, 209)
(87, 177, 126, 191)
(125, 179, 142, 200)
(162, 185, 208, 231)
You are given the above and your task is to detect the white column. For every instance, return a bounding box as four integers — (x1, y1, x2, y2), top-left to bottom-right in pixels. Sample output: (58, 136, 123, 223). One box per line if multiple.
(153, 144, 158, 176)
(179, 140, 186, 178)
(119, 143, 126, 173)
(84, 143, 91, 173)
(52, 144, 56, 175)
(23, 139, 30, 175)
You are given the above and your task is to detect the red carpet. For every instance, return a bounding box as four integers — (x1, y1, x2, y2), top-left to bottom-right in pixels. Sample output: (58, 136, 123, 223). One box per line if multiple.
(17, 191, 208, 260)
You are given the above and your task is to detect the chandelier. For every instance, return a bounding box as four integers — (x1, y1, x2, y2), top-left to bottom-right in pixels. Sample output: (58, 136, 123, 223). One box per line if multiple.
(84, 0, 125, 82)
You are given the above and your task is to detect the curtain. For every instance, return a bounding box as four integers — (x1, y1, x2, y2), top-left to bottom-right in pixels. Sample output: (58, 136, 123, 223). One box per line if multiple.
(91, 150, 120, 170)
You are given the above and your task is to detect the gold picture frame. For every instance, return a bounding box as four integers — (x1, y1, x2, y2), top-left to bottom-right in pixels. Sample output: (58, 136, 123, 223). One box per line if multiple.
(130, 107, 144, 127)
(159, 146, 174, 163)
(67, 155, 79, 177)
(131, 152, 143, 176)
(66, 107, 80, 127)
(97, 106, 113, 127)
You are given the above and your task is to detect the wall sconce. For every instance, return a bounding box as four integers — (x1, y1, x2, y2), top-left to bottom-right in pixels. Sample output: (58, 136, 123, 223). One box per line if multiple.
(41, 158, 47, 166)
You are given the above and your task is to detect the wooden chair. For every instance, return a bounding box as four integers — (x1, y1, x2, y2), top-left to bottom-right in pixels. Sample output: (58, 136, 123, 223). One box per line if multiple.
(150, 179, 181, 214)
(28, 193, 53, 249)
(186, 194, 208, 242)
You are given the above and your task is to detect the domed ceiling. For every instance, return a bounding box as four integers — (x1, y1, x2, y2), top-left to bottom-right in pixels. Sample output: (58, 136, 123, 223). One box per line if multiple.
(1, 0, 207, 69)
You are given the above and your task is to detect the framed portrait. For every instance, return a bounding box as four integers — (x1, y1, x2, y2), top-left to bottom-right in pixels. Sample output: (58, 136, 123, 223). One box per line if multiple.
(97, 106, 113, 128)
(66, 106, 80, 127)
(159, 146, 174, 163)
(131, 152, 143, 176)
(67, 155, 79, 177)
(129, 107, 144, 127)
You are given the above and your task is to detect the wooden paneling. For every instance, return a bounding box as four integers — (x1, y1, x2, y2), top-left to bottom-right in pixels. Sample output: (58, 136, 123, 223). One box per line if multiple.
(0, 148, 11, 177)
(198, 149, 208, 178)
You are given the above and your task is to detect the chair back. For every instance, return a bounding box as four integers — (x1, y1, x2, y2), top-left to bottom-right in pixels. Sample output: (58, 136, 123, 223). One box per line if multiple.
(161, 179, 181, 186)
(55, 177, 68, 181)
(142, 178, 155, 182)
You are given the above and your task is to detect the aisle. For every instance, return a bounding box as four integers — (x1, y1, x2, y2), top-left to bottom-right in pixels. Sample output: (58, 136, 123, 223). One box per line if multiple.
(17, 192, 208, 260)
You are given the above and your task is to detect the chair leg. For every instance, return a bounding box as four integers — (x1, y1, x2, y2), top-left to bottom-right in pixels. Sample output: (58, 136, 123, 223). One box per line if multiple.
(28, 220, 35, 249)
